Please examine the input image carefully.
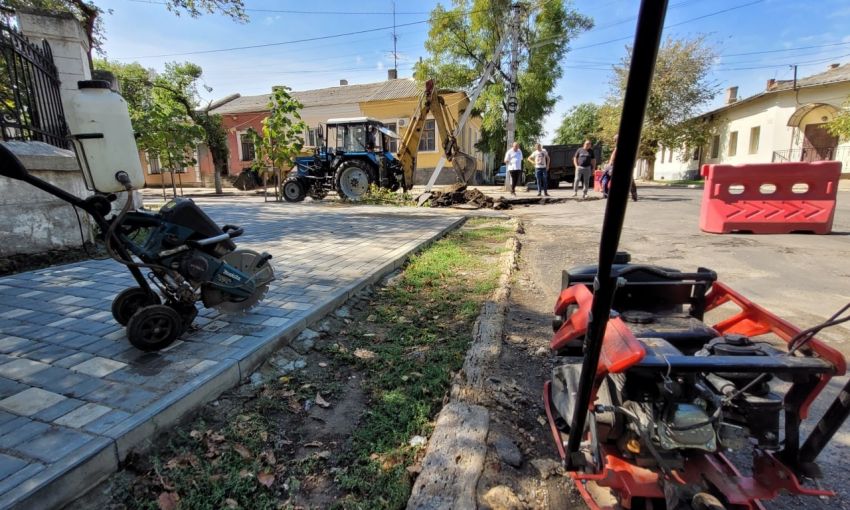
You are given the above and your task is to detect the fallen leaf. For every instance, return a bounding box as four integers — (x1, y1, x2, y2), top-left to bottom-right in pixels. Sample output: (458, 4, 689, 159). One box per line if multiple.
(225, 498, 239, 508)
(303, 441, 323, 448)
(189, 430, 202, 440)
(239, 469, 254, 479)
(157, 492, 179, 510)
(208, 432, 226, 443)
(353, 348, 377, 360)
(259, 431, 268, 442)
(258, 471, 275, 488)
(318, 362, 328, 368)
(366, 314, 376, 322)
(260, 449, 277, 466)
(233, 444, 252, 459)
(316, 450, 332, 460)
(315, 393, 331, 408)
(165, 453, 199, 470)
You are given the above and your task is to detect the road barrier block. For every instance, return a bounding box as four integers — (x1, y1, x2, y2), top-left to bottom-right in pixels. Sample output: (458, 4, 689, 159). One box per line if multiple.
(699, 161, 841, 234)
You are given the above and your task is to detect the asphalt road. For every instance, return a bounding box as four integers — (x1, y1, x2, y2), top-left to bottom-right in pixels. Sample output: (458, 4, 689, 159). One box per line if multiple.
(508, 186, 850, 509)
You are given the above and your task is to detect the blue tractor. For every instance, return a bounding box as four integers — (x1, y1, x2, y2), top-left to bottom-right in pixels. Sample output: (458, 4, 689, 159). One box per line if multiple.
(283, 117, 406, 202)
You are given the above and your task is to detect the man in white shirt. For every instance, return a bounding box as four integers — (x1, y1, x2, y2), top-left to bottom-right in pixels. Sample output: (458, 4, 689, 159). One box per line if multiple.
(527, 143, 550, 197)
(503, 142, 523, 196)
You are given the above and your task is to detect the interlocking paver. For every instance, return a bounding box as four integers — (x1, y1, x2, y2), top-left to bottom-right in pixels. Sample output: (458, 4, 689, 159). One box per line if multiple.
(0, 387, 67, 416)
(0, 201, 463, 508)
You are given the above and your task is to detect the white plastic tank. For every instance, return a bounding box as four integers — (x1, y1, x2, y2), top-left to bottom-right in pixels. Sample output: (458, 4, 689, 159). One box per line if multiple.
(68, 80, 145, 193)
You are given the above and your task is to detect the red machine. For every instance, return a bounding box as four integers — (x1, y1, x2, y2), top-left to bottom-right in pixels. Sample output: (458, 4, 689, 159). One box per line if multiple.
(542, 1, 850, 508)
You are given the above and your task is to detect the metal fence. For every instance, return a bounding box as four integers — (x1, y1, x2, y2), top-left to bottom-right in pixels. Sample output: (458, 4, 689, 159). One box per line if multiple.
(772, 146, 840, 163)
(0, 19, 69, 149)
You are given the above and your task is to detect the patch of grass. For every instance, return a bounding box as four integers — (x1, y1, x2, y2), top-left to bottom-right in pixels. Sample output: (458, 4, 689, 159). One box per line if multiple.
(357, 184, 417, 207)
(329, 219, 513, 509)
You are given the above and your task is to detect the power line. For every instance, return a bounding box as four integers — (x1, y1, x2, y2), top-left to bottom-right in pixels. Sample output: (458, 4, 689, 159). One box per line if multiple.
(117, 20, 429, 59)
(126, 0, 430, 15)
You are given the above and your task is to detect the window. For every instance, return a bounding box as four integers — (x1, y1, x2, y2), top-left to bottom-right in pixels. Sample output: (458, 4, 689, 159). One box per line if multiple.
(418, 119, 436, 152)
(336, 124, 367, 152)
(147, 152, 160, 174)
(728, 131, 738, 157)
(692, 147, 700, 161)
(240, 133, 255, 161)
(669, 147, 673, 163)
(306, 127, 321, 147)
(384, 122, 398, 153)
(660, 146, 666, 162)
(710, 135, 720, 159)
(749, 126, 760, 154)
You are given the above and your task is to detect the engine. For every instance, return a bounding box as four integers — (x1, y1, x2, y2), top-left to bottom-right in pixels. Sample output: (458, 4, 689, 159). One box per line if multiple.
(551, 310, 786, 470)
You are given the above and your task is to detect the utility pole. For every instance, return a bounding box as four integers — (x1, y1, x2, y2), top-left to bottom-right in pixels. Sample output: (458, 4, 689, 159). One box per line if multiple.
(504, 2, 522, 191)
(392, 1, 398, 71)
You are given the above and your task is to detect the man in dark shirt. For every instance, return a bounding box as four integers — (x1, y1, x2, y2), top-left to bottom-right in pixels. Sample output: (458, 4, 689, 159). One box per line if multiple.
(572, 140, 596, 199)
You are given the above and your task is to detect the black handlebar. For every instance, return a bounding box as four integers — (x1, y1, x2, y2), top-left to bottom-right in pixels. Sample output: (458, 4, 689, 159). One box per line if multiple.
(222, 225, 243, 239)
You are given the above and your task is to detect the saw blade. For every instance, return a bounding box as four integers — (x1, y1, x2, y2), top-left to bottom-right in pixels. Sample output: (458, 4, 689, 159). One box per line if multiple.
(212, 249, 275, 314)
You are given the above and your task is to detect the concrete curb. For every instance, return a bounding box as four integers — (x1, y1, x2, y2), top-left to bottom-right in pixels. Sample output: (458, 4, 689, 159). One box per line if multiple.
(407, 220, 520, 510)
(7, 216, 467, 510)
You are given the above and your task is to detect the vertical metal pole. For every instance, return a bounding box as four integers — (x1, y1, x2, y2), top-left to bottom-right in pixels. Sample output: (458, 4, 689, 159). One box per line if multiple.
(503, 2, 521, 191)
(564, 0, 669, 470)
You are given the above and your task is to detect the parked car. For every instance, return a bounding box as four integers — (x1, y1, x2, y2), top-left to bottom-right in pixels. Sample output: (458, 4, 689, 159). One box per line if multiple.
(494, 165, 507, 185)
(494, 165, 526, 186)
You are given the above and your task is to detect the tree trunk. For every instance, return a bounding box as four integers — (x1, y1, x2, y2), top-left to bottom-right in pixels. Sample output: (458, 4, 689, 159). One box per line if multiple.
(644, 158, 655, 181)
(213, 160, 224, 194)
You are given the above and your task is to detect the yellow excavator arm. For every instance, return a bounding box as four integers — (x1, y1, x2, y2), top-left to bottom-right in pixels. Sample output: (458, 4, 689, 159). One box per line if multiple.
(396, 79, 474, 191)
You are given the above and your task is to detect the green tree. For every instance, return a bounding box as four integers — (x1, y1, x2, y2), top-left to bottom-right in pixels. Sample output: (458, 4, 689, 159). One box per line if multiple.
(414, 0, 592, 155)
(96, 59, 230, 193)
(554, 102, 602, 145)
(1, 0, 246, 58)
(248, 86, 306, 202)
(826, 97, 850, 141)
(601, 35, 719, 179)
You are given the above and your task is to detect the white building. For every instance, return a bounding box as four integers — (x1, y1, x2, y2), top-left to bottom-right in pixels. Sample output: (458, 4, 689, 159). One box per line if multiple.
(654, 63, 850, 181)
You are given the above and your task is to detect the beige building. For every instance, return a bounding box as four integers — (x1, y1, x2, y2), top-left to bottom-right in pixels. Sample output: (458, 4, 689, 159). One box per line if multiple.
(654, 63, 850, 180)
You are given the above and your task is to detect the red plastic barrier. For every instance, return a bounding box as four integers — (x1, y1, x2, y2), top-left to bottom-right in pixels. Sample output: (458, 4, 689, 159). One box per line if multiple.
(699, 161, 841, 234)
(593, 169, 603, 191)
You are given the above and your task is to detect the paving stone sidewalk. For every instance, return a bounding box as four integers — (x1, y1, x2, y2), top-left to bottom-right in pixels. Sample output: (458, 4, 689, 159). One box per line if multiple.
(0, 201, 463, 509)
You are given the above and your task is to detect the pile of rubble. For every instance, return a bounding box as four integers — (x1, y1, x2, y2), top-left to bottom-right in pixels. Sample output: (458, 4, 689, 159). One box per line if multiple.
(428, 184, 511, 210)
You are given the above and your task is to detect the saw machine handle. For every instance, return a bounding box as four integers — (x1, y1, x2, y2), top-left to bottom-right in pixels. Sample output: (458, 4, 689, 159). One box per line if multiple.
(222, 225, 243, 239)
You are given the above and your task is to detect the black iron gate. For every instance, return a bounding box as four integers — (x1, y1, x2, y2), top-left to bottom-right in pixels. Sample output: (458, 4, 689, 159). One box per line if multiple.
(0, 18, 69, 149)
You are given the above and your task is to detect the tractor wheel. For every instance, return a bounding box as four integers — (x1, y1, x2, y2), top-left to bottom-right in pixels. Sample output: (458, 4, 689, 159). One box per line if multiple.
(126, 304, 183, 351)
(335, 160, 373, 201)
(282, 177, 306, 202)
(111, 287, 161, 326)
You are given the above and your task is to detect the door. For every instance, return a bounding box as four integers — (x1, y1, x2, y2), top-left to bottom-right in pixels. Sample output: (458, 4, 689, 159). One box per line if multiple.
(802, 123, 838, 162)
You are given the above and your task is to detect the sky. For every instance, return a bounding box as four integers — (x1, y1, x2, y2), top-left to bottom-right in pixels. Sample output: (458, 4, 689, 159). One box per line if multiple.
(94, 0, 850, 143)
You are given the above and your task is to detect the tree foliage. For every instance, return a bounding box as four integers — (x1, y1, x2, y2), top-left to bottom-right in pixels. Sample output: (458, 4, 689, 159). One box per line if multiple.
(1, 0, 246, 55)
(554, 102, 602, 145)
(601, 36, 719, 178)
(826, 96, 850, 141)
(248, 86, 306, 201)
(414, 0, 592, 155)
(95, 59, 230, 194)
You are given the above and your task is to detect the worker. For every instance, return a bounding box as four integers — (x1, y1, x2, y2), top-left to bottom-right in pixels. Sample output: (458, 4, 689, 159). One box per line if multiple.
(504, 142, 523, 196)
(606, 135, 638, 201)
(573, 140, 596, 199)
(527, 143, 550, 197)
(366, 125, 377, 151)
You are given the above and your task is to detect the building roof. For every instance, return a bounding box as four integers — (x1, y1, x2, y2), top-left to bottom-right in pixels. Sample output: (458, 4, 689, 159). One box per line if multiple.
(210, 78, 424, 115)
(701, 63, 850, 118)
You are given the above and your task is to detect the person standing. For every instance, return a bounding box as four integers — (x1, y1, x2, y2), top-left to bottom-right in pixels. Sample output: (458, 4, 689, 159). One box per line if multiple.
(527, 143, 550, 197)
(572, 140, 596, 199)
(504, 142, 523, 196)
(605, 135, 638, 201)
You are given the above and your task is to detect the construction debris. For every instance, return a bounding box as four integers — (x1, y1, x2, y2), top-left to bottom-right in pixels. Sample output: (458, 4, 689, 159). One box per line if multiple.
(428, 184, 511, 210)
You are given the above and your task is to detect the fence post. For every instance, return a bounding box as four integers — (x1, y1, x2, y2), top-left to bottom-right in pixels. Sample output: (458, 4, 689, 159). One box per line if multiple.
(16, 9, 91, 134)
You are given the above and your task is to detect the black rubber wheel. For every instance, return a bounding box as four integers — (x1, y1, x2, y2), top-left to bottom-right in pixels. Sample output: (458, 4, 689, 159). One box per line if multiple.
(168, 301, 198, 335)
(126, 304, 183, 351)
(335, 160, 373, 201)
(281, 177, 306, 202)
(111, 287, 161, 326)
